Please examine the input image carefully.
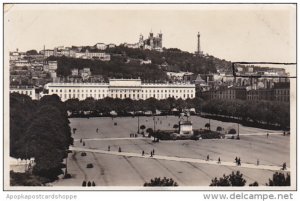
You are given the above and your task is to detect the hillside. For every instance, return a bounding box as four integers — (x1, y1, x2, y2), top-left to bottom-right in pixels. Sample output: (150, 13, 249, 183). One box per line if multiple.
(48, 45, 232, 82)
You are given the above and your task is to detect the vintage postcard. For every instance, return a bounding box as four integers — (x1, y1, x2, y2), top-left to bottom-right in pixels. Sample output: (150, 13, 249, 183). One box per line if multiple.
(3, 3, 296, 190)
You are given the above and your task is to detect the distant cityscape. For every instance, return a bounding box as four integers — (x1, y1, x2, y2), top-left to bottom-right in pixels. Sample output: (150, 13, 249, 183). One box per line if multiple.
(9, 31, 290, 103)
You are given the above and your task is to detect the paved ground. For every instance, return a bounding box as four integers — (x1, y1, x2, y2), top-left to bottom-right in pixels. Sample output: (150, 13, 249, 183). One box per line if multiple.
(52, 116, 290, 187)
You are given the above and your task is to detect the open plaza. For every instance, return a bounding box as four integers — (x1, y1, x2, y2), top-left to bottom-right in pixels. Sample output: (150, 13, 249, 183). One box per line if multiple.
(52, 115, 290, 187)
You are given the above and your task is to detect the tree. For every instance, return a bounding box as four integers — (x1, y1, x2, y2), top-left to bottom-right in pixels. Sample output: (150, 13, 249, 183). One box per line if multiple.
(228, 128, 237, 134)
(205, 123, 210, 130)
(249, 181, 259, 186)
(146, 128, 154, 135)
(140, 125, 146, 134)
(266, 172, 290, 186)
(144, 177, 178, 186)
(210, 171, 246, 186)
(216, 126, 223, 132)
(26, 49, 38, 55)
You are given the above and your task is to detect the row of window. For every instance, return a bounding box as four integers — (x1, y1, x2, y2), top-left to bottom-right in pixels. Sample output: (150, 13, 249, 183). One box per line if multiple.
(10, 90, 33, 96)
(56, 93, 194, 100)
(274, 90, 289, 95)
(50, 88, 194, 94)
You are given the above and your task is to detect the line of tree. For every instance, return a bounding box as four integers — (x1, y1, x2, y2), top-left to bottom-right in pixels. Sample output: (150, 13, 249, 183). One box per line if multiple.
(65, 97, 289, 130)
(65, 97, 201, 116)
(202, 99, 290, 130)
(210, 171, 290, 186)
(10, 93, 73, 183)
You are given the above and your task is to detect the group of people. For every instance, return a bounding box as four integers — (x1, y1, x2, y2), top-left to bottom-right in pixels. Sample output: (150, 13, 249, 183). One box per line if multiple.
(106, 145, 121, 152)
(206, 155, 221, 164)
(235, 157, 242, 166)
(82, 181, 96, 187)
(79, 138, 85, 146)
(129, 133, 138, 138)
(142, 149, 155, 157)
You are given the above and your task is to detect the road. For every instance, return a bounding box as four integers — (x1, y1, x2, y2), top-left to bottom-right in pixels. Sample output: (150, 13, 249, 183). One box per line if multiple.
(69, 146, 289, 172)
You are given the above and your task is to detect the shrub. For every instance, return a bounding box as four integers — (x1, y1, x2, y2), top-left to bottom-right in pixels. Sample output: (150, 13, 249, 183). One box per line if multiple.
(228, 128, 237, 134)
(63, 173, 72, 179)
(144, 177, 178, 186)
(210, 171, 246, 186)
(82, 181, 86, 186)
(81, 152, 87, 156)
(266, 172, 290, 186)
(86, 163, 94, 168)
(249, 181, 259, 186)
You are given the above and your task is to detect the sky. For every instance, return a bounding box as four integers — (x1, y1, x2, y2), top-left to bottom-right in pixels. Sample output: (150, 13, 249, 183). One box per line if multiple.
(4, 4, 296, 63)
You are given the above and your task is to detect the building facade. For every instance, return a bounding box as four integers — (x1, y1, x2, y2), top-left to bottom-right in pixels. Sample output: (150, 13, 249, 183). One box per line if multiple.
(273, 82, 290, 102)
(44, 79, 195, 101)
(10, 86, 36, 100)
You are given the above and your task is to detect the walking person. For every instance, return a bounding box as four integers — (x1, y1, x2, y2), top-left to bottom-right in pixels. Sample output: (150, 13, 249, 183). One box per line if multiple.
(118, 147, 121, 153)
(282, 162, 287, 170)
(142, 150, 145, 156)
(108, 145, 110, 151)
(96, 128, 98, 133)
(257, 159, 259, 166)
(238, 158, 241, 166)
(206, 155, 209, 161)
(150, 151, 153, 157)
(235, 156, 238, 164)
(152, 149, 155, 155)
(267, 132, 269, 138)
(218, 157, 221, 164)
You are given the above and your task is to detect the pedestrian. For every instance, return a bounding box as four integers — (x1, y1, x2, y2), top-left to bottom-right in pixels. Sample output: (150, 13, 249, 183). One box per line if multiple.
(108, 145, 110, 151)
(83, 141, 85, 146)
(118, 147, 121, 152)
(267, 132, 269, 138)
(218, 157, 221, 164)
(152, 149, 155, 155)
(257, 159, 259, 166)
(80, 138, 82, 143)
(283, 131, 286, 136)
(142, 150, 145, 156)
(206, 155, 209, 161)
(235, 156, 238, 164)
(96, 128, 98, 133)
(238, 158, 241, 166)
(150, 151, 153, 157)
(282, 162, 286, 170)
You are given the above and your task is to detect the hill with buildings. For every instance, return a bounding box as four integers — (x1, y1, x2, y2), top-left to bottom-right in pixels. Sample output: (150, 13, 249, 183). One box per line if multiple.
(47, 45, 232, 82)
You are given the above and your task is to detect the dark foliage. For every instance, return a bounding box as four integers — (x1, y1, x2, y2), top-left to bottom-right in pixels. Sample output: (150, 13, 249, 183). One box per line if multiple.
(144, 177, 178, 186)
(202, 99, 290, 130)
(10, 171, 50, 186)
(210, 171, 246, 186)
(86, 163, 94, 168)
(10, 93, 73, 182)
(249, 181, 259, 186)
(266, 172, 290, 186)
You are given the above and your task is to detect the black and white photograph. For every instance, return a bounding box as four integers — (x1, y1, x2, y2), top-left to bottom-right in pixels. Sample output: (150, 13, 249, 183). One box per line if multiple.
(3, 3, 296, 191)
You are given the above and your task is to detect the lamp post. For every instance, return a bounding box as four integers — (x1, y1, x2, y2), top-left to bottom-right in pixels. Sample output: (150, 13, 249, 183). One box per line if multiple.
(153, 116, 156, 132)
(137, 115, 140, 134)
(237, 123, 240, 138)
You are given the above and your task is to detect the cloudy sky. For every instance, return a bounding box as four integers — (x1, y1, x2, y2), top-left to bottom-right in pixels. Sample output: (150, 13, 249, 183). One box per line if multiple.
(4, 4, 296, 63)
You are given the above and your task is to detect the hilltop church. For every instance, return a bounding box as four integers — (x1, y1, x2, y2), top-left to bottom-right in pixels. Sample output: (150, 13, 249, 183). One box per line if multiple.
(125, 31, 163, 52)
